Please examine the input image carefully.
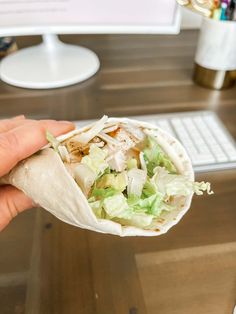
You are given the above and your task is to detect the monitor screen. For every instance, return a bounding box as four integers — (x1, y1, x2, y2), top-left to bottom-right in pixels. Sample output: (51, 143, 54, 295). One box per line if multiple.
(0, 0, 180, 35)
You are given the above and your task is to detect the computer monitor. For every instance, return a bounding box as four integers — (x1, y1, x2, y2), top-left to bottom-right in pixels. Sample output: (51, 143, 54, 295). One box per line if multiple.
(0, 0, 181, 89)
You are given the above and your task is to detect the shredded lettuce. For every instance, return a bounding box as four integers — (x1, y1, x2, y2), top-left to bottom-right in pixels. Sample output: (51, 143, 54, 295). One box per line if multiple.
(96, 172, 128, 192)
(143, 136, 177, 176)
(89, 186, 131, 219)
(89, 200, 105, 218)
(81, 144, 108, 177)
(127, 194, 140, 207)
(193, 181, 214, 195)
(151, 167, 213, 197)
(128, 192, 171, 217)
(139, 194, 165, 216)
(89, 185, 169, 224)
(127, 169, 147, 197)
(88, 169, 213, 228)
(91, 187, 117, 199)
(139, 152, 147, 172)
(127, 158, 138, 170)
(89, 187, 116, 218)
(74, 164, 97, 196)
(142, 178, 157, 197)
(47, 131, 72, 163)
(46, 130, 60, 153)
(103, 193, 132, 219)
(118, 213, 155, 228)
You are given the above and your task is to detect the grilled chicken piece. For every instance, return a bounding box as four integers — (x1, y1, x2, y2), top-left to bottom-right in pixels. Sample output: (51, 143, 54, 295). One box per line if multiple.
(98, 132, 121, 146)
(103, 124, 119, 134)
(69, 150, 83, 163)
(64, 135, 104, 156)
(72, 115, 108, 144)
(64, 138, 89, 153)
(107, 150, 127, 172)
(114, 128, 136, 151)
(123, 124, 145, 143)
(104, 125, 145, 171)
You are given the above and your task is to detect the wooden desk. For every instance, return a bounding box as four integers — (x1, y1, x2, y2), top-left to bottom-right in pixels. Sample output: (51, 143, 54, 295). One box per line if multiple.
(0, 31, 236, 314)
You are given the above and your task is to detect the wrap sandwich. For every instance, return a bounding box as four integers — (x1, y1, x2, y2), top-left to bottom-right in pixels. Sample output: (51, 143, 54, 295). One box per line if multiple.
(1, 116, 213, 236)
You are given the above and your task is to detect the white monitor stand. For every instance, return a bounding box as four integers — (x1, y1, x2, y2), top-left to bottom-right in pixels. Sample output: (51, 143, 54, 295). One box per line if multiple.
(0, 34, 100, 89)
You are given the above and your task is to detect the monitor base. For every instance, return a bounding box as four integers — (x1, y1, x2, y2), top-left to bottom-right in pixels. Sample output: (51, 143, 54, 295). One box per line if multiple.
(0, 34, 100, 89)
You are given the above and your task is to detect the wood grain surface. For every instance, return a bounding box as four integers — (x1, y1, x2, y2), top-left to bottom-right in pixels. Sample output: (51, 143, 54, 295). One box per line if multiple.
(0, 30, 235, 314)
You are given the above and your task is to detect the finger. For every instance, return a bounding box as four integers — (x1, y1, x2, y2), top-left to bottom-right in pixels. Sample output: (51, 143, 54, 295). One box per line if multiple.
(12, 115, 26, 120)
(0, 119, 75, 177)
(0, 116, 30, 134)
(0, 185, 34, 232)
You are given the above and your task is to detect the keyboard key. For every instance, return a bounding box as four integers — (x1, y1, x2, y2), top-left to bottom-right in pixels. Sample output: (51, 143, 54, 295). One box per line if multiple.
(171, 118, 201, 156)
(203, 115, 236, 161)
(156, 119, 176, 137)
(182, 117, 214, 157)
(193, 116, 229, 163)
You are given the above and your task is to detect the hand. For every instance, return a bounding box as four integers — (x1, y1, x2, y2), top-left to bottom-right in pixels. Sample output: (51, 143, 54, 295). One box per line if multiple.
(0, 116, 74, 231)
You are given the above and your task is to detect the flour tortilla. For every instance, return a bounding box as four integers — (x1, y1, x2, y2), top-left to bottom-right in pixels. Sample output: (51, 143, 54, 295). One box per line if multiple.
(1, 118, 194, 236)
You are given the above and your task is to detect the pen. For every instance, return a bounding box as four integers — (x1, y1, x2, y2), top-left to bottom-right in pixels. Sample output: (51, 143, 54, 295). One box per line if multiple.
(213, 0, 220, 5)
(233, 4, 236, 20)
(177, 0, 236, 21)
(213, 7, 222, 18)
(220, 1, 228, 19)
(228, 0, 236, 20)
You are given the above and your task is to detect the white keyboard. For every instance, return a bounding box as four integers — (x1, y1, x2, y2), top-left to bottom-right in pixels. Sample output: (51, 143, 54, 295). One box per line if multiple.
(74, 111, 236, 172)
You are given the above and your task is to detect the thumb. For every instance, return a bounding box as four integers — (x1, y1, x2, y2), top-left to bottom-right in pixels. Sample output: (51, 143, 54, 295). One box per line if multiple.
(0, 185, 34, 231)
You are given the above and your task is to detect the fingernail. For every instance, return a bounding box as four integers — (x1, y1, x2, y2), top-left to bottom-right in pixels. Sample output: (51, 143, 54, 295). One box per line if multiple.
(59, 121, 75, 128)
(59, 120, 73, 124)
(13, 115, 25, 120)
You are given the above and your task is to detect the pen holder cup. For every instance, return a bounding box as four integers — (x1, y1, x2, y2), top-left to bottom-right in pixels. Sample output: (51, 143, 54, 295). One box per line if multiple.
(193, 18, 236, 90)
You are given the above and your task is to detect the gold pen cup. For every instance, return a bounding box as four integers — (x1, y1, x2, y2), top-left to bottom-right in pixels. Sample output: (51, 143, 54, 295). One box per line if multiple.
(193, 18, 236, 90)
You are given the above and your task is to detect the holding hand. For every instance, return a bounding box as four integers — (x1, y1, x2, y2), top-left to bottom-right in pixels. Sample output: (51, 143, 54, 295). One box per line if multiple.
(0, 116, 74, 231)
